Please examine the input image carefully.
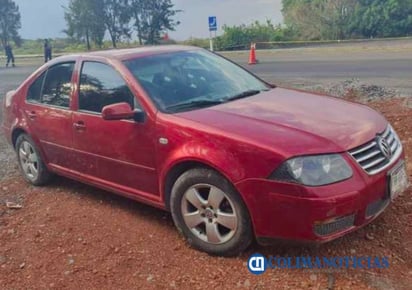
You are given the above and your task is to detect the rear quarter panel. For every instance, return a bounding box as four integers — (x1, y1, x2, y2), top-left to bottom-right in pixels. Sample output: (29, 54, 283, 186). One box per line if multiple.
(2, 89, 21, 145)
(1, 68, 49, 162)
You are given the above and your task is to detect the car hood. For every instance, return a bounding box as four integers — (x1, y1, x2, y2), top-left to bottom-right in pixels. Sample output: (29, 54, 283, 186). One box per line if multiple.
(176, 88, 387, 156)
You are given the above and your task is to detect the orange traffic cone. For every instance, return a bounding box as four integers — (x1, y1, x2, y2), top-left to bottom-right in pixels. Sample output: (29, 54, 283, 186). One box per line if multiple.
(248, 43, 257, 65)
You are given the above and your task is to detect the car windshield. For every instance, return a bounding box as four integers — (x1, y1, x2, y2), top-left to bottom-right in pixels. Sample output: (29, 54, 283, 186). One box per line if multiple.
(124, 49, 271, 113)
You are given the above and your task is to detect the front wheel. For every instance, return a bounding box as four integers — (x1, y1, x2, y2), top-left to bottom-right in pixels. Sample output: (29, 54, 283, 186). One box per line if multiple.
(170, 168, 253, 256)
(15, 134, 52, 186)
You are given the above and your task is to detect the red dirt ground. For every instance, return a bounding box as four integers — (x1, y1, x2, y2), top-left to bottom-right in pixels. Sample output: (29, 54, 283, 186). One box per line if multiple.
(0, 98, 411, 290)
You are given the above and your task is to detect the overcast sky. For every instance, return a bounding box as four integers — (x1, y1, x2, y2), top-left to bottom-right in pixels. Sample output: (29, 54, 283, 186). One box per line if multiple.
(15, 0, 283, 40)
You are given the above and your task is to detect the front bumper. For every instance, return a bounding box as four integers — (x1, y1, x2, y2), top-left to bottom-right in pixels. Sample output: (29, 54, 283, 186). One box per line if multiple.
(235, 154, 408, 243)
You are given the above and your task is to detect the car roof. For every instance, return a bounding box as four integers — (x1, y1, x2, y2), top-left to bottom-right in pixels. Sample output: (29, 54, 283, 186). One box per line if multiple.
(55, 45, 201, 63)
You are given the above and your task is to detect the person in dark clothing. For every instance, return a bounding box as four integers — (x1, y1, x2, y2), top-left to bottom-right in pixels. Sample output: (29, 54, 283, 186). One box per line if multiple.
(44, 39, 52, 62)
(5, 43, 15, 67)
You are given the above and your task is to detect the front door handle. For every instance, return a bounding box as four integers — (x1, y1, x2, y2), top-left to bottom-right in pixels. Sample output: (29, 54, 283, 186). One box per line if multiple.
(26, 111, 37, 120)
(73, 121, 86, 130)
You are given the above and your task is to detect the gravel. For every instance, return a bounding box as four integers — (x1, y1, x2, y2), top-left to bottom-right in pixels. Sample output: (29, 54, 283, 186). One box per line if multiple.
(290, 78, 403, 103)
(325, 79, 400, 102)
(0, 134, 18, 181)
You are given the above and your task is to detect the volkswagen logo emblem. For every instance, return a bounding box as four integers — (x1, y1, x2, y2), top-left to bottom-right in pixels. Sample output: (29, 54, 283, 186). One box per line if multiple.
(377, 137, 392, 160)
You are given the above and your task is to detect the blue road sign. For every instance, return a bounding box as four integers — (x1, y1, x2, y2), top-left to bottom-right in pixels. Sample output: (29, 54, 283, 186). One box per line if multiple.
(208, 16, 217, 31)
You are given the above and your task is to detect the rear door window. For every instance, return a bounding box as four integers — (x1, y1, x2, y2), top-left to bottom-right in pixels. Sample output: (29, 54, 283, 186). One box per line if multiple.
(41, 62, 75, 108)
(27, 72, 46, 103)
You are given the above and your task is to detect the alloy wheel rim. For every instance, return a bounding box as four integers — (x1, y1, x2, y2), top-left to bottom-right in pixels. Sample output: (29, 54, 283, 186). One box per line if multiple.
(181, 184, 238, 244)
(18, 141, 39, 181)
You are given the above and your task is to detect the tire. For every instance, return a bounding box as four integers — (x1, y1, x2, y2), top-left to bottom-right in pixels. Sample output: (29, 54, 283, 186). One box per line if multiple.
(170, 168, 253, 256)
(15, 134, 52, 186)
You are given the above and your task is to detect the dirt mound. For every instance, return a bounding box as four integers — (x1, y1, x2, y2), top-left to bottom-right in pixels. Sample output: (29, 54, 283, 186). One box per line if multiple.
(0, 98, 411, 289)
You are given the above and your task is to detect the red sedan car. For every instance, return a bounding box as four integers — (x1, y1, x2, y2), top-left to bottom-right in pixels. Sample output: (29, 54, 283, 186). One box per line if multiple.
(2, 46, 409, 256)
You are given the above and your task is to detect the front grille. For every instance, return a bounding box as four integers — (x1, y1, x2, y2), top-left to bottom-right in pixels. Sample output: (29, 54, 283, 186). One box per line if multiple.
(366, 198, 389, 217)
(349, 125, 402, 175)
(314, 214, 355, 236)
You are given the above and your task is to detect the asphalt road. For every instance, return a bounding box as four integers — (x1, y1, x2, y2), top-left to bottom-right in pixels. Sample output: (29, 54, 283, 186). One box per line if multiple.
(245, 59, 411, 79)
(223, 49, 412, 95)
(0, 65, 36, 95)
(1, 45, 412, 97)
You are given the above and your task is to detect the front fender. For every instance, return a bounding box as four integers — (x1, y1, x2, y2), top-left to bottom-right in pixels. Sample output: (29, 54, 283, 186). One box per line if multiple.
(159, 139, 245, 183)
(157, 139, 247, 204)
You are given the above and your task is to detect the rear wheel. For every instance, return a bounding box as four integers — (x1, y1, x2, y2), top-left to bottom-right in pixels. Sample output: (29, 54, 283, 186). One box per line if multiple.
(170, 168, 253, 256)
(16, 134, 52, 185)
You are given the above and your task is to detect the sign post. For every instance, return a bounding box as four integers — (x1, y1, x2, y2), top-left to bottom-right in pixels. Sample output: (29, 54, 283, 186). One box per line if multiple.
(208, 16, 217, 51)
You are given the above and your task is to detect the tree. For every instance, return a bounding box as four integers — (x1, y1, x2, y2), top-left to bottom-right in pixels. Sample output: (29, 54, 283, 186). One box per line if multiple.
(349, 0, 412, 38)
(282, 0, 323, 40)
(63, 0, 180, 48)
(315, 0, 357, 40)
(129, 0, 181, 45)
(89, 1, 106, 48)
(0, 0, 21, 47)
(64, 0, 105, 50)
(130, 0, 145, 45)
(282, 0, 412, 40)
(102, 0, 131, 48)
(282, 0, 356, 40)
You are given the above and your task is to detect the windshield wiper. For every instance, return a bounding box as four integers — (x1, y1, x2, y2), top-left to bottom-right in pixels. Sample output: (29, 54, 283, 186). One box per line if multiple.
(166, 99, 224, 112)
(224, 90, 263, 102)
(166, 89, 269, 112)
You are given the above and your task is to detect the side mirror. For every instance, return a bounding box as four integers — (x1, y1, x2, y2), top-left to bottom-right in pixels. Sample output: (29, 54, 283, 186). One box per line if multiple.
(102, 102, 145, 122)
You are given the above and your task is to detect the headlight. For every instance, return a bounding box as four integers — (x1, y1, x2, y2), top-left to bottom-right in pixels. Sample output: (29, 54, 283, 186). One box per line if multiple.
(270, 154, 353, 186)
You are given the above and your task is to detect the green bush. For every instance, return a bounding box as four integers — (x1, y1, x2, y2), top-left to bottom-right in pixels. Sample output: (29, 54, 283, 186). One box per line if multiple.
(215, 20, 292, 50)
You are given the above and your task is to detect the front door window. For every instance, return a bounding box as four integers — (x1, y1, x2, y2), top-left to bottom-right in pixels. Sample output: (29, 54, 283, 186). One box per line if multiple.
(79, 62, 136, 113)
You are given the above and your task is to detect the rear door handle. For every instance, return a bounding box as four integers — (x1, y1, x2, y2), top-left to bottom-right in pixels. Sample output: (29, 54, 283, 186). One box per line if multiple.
(25, 111, 37, 120)
(73, 121, 86, 130)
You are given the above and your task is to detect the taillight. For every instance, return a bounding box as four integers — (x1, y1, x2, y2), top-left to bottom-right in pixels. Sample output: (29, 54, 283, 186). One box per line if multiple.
(4, 90, 16, 108)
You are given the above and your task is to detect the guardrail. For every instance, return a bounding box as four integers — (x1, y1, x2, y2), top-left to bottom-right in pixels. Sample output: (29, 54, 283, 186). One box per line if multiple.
(217, 36, 412, 51)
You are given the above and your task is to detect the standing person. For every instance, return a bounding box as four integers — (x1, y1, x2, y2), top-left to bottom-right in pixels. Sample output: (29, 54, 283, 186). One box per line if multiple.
(4, 43, 15, 67)
(44, 39, 52, 62)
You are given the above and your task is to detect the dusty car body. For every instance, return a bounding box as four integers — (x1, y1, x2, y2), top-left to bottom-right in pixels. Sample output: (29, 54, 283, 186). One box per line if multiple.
(2, 46, 409, 256)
